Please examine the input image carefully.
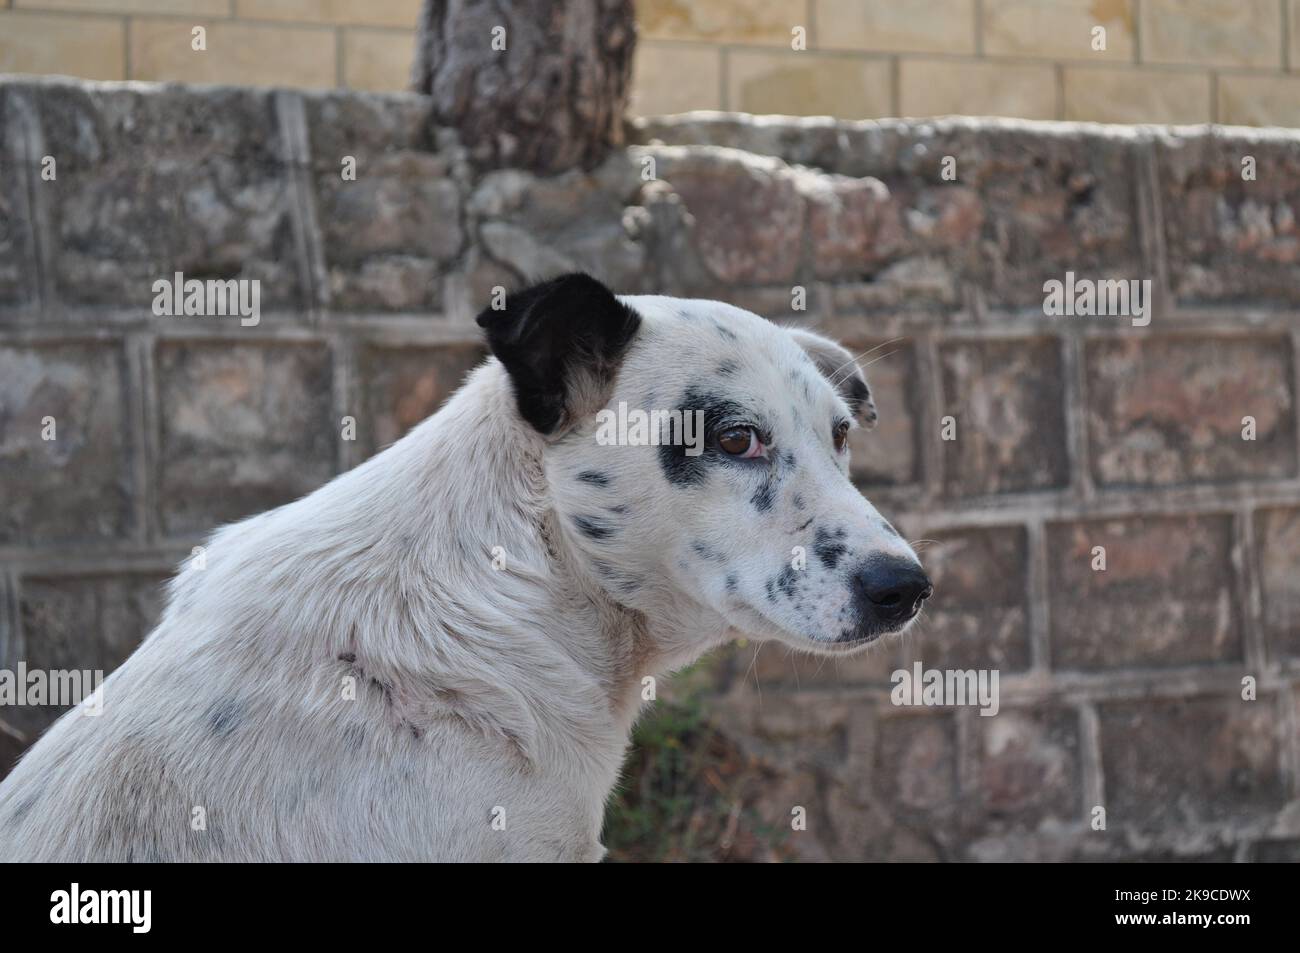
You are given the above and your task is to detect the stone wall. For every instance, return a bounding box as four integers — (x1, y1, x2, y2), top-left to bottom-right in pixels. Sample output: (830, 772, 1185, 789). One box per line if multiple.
(2, 75, 1299, 861)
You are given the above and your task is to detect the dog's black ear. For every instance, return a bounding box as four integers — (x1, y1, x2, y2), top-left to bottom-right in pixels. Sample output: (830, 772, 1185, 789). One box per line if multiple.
(476, 273, 642, 434)
(788, 328, 878, 429)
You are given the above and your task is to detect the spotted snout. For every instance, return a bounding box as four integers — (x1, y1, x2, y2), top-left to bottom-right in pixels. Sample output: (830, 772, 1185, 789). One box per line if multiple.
(849, 558, 932, 638)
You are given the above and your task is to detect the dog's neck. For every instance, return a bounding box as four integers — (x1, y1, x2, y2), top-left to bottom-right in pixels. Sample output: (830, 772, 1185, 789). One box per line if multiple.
(321, 362, 724, 763)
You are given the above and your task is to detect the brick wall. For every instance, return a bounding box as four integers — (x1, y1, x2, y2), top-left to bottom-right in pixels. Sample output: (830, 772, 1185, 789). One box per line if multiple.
(5, 1, 1300, 126)
(633, 0, 1300, 126)
(0, 0, 422, 92)
(2, 76, 1300, 860)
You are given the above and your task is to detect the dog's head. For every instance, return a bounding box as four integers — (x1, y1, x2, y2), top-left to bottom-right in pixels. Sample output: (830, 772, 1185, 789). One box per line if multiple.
(478, 273, 930, 655)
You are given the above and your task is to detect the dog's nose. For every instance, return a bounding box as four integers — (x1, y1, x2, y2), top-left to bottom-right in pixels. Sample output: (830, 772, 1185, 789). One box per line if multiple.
(853, 560, 932, 625)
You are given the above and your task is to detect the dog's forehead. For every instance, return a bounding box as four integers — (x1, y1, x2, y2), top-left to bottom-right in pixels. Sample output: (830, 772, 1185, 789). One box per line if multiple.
(618, 294, 765, 330)
(616, 294, 844, 419)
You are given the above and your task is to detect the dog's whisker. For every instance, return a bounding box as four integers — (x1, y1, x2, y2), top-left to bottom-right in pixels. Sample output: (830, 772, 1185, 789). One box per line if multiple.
(811, 650, 833, 681)
(857, 347, 904, 372)
(823, 337, 906, 386)
(744, 641, 764, 707)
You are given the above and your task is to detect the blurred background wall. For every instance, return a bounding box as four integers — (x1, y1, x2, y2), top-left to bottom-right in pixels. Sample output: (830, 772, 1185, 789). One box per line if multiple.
(3, 0, 1300, 125)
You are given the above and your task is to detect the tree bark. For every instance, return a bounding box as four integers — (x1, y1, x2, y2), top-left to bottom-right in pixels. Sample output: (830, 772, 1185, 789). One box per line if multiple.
(411, 0, 637, 175)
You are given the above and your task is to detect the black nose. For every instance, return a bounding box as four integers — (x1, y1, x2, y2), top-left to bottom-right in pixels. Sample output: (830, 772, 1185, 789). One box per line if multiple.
(853, 560, 933, 626)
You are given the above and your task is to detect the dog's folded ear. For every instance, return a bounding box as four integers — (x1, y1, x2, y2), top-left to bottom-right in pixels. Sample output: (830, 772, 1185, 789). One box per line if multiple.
(476, 273, 642, 434)
(787, 328, 878, 429)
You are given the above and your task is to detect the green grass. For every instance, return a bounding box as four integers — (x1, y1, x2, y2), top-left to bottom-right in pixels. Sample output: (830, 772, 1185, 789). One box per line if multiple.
(602, 664, 793, 863)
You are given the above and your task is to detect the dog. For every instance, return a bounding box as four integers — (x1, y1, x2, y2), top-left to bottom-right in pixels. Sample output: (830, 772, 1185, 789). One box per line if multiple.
(0, 273, 930, 861)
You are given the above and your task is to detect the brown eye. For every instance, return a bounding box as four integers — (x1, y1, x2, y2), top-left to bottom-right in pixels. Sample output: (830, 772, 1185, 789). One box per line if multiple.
(833, 420, 851, 453)
(719, 426, 761, 457)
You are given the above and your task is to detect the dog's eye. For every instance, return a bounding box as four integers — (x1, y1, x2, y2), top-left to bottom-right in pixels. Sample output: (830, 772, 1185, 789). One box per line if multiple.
(833, 420, 851, 453)
(718, 426, 764, 458)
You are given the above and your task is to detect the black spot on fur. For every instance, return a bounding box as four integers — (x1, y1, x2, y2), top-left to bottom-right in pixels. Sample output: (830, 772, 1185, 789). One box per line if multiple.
(725, 573, 739, 593)
(792, 493, 806, 510)
(692, 540, 724, 562)
(577, 470, 611, 487)
(776, 566, 799, 599)
(209, 698, 242, 739)
(813, 526, 849, 570)
(658, 386, 751, 487)
(343, 723, 366, 752)
(593, 559, 642, 594)
(844, 376, 871, 416)
(796, 516, 814, 532)
(716, 359, 739, 376)
(573, 515, 616, 540)
(337, 652, 356, 664)
(658, 431, 707, 487)
(751, 478, 776, 512)
(765, 578, 777, 602)
(371, 677, 394, 708)
(8, 793, 39, 825)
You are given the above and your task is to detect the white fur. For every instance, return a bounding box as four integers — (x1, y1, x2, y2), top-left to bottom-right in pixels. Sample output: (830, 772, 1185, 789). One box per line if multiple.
(0, 295, 921, 861)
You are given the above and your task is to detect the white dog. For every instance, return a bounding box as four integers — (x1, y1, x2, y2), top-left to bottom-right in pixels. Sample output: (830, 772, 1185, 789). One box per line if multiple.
(0, 274, 929, 861)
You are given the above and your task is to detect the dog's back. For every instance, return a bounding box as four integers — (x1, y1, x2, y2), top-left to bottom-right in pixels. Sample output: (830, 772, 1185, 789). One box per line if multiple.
(0, 364, 620, 862)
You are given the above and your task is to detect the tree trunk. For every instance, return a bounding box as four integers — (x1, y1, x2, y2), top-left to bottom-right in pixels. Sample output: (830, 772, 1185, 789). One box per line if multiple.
(411, 0, 637, 175)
